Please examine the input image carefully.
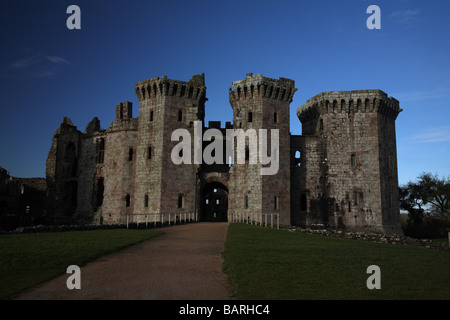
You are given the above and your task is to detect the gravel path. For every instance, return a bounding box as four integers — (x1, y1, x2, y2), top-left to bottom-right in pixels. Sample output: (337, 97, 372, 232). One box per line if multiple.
(15, 222, 233, 300)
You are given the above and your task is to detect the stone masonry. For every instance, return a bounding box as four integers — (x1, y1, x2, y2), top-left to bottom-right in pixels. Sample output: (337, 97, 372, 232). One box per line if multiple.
(44, 73, 404, 235)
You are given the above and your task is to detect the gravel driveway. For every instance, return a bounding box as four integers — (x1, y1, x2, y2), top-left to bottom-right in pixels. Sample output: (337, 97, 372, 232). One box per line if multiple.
(15, 222, 233, 300)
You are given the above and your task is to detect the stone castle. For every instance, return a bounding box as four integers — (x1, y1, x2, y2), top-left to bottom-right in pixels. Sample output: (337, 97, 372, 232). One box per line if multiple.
(41, 73, 403, 235)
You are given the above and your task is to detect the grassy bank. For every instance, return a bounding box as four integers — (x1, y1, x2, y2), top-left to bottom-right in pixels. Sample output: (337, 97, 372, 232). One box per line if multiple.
(0, 229, 162, 299)
(222, 223, 450, 300)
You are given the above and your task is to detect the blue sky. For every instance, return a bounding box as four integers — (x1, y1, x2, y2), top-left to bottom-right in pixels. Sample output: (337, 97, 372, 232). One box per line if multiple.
(0, 0, 449, 185)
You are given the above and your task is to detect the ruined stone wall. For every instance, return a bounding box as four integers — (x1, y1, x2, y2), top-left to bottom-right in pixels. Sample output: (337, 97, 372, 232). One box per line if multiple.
(45, 117, 82, 224)
(75, 117, 105, 223)
(290, 134, 320, 226)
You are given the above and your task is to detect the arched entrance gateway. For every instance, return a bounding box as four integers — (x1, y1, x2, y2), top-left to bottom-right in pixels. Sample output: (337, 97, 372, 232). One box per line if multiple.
(199, 181, 228, 222)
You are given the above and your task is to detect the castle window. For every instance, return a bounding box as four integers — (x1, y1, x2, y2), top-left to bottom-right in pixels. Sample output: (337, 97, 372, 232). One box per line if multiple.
(178, 194, 183, 208)
(147, 146, 152, 160)
(245, 147, 249, 162)
(354, 192, 358, 206)
(348, 201, 351, 212)
(273, 112, 278, 123)
(97, 138, 105, 164)
(95, 178, 104, 207)
(178, 110, 183, 122)
(125, 194, 131, 208)
(144, 194, 149, 208)
(295, 151, 301, 167)
(319, 119, 323, 131)
(150, 110, 154, 122)
(205, 199, 209, 205)
(128, 148, 133, 161)
(245, 195, 249, 209)
(351, 154, 356, 167)
(216, 198, 220, 205)
(274, 196, 278, 211)
(248, 111, 253, 123)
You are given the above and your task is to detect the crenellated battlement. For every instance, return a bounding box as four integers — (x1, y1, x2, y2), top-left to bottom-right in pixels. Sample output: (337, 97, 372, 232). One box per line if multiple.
(229, 73, 297, 103)
(135, 73, 207, 102)
(297, 90, 402, 122)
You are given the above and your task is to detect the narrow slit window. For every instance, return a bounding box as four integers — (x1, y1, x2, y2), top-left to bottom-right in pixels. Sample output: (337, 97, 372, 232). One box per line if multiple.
(150, 110, 154, 122)
(245, 195, 249, 209)
(248, 111, 253, 123)
(178, 194, 183, 208)
(147, 146, 152, 160)
(351, 154, 356, 167)
(97, 138, 105, 164)
(178, 110, 183, 122)
(144, 194, 149, 207)
(273, 112, 278, 123)
(125, 194, 131, 208)
(128, 148, 133, 161)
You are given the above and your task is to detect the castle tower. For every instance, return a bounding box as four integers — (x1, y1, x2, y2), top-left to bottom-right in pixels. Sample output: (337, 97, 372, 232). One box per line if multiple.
(228, 73, 297, 225)
(295, 90, 403, 235)
(101, 101, 138, 224)
(133, 74, 207, 220)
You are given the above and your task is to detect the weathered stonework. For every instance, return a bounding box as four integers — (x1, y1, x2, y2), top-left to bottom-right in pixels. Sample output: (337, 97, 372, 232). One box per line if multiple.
(43, 74, 404, 235)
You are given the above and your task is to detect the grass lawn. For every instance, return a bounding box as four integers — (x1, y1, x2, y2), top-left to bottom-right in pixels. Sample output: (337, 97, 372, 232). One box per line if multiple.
(0, 229, 162, 300)
(222, 223, 450, 300)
